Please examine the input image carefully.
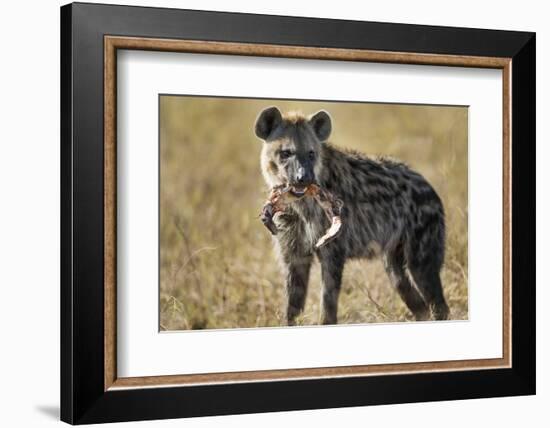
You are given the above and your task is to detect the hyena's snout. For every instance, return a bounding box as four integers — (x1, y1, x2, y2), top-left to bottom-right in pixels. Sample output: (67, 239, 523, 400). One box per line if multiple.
(295, 165, 315, 186)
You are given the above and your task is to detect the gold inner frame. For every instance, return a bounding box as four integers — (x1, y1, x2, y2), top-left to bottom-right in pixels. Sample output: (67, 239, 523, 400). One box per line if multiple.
(104, 35, 512, 391)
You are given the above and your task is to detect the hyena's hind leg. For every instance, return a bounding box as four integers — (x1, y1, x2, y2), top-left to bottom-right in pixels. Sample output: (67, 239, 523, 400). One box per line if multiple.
(407, 265, 449, 320)
(405, 231, 450, 321)
(384, 245, 430, 321)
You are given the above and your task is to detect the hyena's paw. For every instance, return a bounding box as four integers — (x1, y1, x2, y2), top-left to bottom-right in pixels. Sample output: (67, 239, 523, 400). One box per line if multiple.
(430, 302, 450, 321)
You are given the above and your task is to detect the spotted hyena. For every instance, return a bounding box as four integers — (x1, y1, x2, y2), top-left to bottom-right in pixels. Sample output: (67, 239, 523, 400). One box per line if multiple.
(255, 106, 449, 325)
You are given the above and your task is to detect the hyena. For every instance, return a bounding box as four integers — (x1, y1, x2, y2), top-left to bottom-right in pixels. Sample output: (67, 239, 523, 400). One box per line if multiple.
(255, 106, 449, 325)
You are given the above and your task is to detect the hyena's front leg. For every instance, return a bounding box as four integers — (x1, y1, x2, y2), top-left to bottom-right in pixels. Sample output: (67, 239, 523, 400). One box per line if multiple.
(284, 256, 313, 326)
(275, 213, 313, 326)
(318, 249, 345, 325)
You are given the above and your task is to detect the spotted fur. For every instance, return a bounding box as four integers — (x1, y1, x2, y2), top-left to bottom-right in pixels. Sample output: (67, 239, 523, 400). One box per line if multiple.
(255, 107, 449, 325)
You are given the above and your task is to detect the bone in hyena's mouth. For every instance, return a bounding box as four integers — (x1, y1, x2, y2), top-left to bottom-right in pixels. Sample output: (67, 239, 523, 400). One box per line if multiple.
(260, 183, 344, 248)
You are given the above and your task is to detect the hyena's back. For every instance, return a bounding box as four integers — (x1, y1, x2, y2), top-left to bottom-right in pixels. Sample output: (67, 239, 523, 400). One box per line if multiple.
(320, 145, 445, 264)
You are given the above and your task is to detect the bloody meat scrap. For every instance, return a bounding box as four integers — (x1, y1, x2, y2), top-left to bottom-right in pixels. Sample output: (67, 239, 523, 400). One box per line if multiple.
(260, 184, 344, 248)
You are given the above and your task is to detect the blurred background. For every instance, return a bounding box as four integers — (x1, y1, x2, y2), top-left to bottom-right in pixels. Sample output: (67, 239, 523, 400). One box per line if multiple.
(159, 96, 468, 330)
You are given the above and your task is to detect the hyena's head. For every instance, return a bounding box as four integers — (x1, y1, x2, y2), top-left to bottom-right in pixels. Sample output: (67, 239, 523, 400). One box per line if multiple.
(255, 106, 331, 193)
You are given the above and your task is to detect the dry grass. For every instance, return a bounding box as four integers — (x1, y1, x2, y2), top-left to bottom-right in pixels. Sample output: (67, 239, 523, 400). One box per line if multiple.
(159, 96, 468, 330)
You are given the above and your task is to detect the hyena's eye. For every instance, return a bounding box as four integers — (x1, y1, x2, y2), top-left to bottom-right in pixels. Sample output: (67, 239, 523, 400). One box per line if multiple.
(308, 150, 316, 160)
(279, 150, 293, 160)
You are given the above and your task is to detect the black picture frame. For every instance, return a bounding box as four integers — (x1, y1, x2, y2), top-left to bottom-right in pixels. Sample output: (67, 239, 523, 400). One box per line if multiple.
(61, 2, 535, 424)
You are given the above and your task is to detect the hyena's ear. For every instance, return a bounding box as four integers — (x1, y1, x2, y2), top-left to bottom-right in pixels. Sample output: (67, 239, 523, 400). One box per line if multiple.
(255, 106, 283, 140)
(309, 110, 332, 141)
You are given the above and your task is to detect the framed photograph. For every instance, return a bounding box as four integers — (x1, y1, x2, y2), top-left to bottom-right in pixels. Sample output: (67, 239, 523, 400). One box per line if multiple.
(60, 2, 535, 424)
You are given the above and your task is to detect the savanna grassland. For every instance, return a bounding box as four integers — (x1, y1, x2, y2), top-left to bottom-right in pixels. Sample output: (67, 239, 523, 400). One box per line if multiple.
(159, 96, 468, 331)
